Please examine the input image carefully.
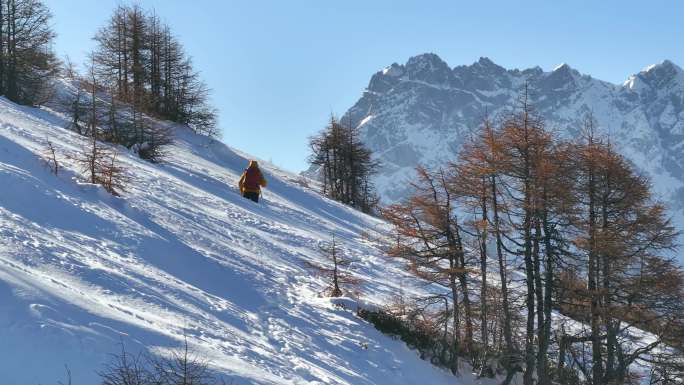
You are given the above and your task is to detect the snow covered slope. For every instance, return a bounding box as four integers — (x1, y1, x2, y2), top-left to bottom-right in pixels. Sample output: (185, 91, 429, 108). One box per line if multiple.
(341, 54, 684, 265)
(0, 97, 473, 384)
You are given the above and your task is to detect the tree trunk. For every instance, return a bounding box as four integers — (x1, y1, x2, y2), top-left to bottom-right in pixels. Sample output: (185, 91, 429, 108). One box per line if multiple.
(478, 177, 489, 369)
(491, 174, 516, 377)
(588, 160, 604, 385)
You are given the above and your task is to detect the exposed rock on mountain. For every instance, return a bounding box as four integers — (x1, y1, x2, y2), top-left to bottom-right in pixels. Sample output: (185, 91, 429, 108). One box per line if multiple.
(342, 54, 684, 226)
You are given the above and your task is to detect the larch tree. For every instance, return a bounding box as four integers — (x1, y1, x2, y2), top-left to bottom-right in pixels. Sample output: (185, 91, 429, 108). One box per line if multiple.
(478, 119, 521, 384)
(0, 0, 58, 105)
(92, 4, 217, 137)
(383, 166, 476, 373)
(379, 95, 684, 384)
(452, 118, 495, 374)
(308, 115, 380, 214)
(568, 118, 681, 385)
(496, 87, 551, 385)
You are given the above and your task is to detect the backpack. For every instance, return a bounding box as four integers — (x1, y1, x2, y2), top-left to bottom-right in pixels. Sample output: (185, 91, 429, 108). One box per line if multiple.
(243, 167, 262, 190)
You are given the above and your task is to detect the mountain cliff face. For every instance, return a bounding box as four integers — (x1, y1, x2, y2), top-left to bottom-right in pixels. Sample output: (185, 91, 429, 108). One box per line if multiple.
(342, 54, 684, 223)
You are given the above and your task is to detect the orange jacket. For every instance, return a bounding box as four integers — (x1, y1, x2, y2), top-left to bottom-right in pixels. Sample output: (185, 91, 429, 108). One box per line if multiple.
(239, 160, 267, 194)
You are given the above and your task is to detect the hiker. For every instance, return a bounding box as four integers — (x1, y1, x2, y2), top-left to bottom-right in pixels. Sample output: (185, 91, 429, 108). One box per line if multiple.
(238, 160, 267, 203)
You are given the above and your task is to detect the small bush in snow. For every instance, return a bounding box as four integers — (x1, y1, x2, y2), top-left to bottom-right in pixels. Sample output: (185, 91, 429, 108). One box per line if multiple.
(74, 136, 128, 196)
(42, 137, 60, 175)
(97, 339, 229, 385)
(306, 233, 361, 297)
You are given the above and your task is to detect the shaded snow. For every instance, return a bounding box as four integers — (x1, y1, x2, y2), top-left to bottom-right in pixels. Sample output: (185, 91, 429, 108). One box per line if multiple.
(0, 96, 479, 385)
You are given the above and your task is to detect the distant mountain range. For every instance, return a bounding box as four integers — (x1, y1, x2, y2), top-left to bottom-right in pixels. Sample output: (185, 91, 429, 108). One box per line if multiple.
(341, 54, 684, 224)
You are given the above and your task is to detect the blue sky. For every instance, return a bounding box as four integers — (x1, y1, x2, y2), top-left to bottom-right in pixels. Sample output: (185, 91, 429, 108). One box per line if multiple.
(44, 0, 683, 172)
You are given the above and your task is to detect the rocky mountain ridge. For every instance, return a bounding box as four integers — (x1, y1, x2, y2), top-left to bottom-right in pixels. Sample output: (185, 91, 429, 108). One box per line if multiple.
(342, 54, 684, 224)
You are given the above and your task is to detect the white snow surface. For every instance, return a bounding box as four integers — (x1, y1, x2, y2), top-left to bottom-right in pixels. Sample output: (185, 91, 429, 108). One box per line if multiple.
(0, 97, 486, 384)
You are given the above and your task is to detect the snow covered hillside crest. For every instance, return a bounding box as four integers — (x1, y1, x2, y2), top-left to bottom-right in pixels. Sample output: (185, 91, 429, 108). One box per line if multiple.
(343, 54, 684, 235)
(0, 93, 472, 384)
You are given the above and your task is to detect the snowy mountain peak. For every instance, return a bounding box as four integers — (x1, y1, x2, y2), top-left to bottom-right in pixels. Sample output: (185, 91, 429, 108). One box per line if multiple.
(552, 62, 573, 72)
(548, 62, 583, 80)
(533, 62, 582, 92)
(643, 59, 681, 73)
(342, 55, 684, 256)
(475, 56, 500, 69)
(368, 64, 404, 93)
(405, 53, 452, 84)
(471, 56, 508, 76)
(522, 65, 544, 77)
(406, 52, 448, 68)
(662, 58, 683, 71)
(381, 62, 404, 77)
(632, 59, 684, 89)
